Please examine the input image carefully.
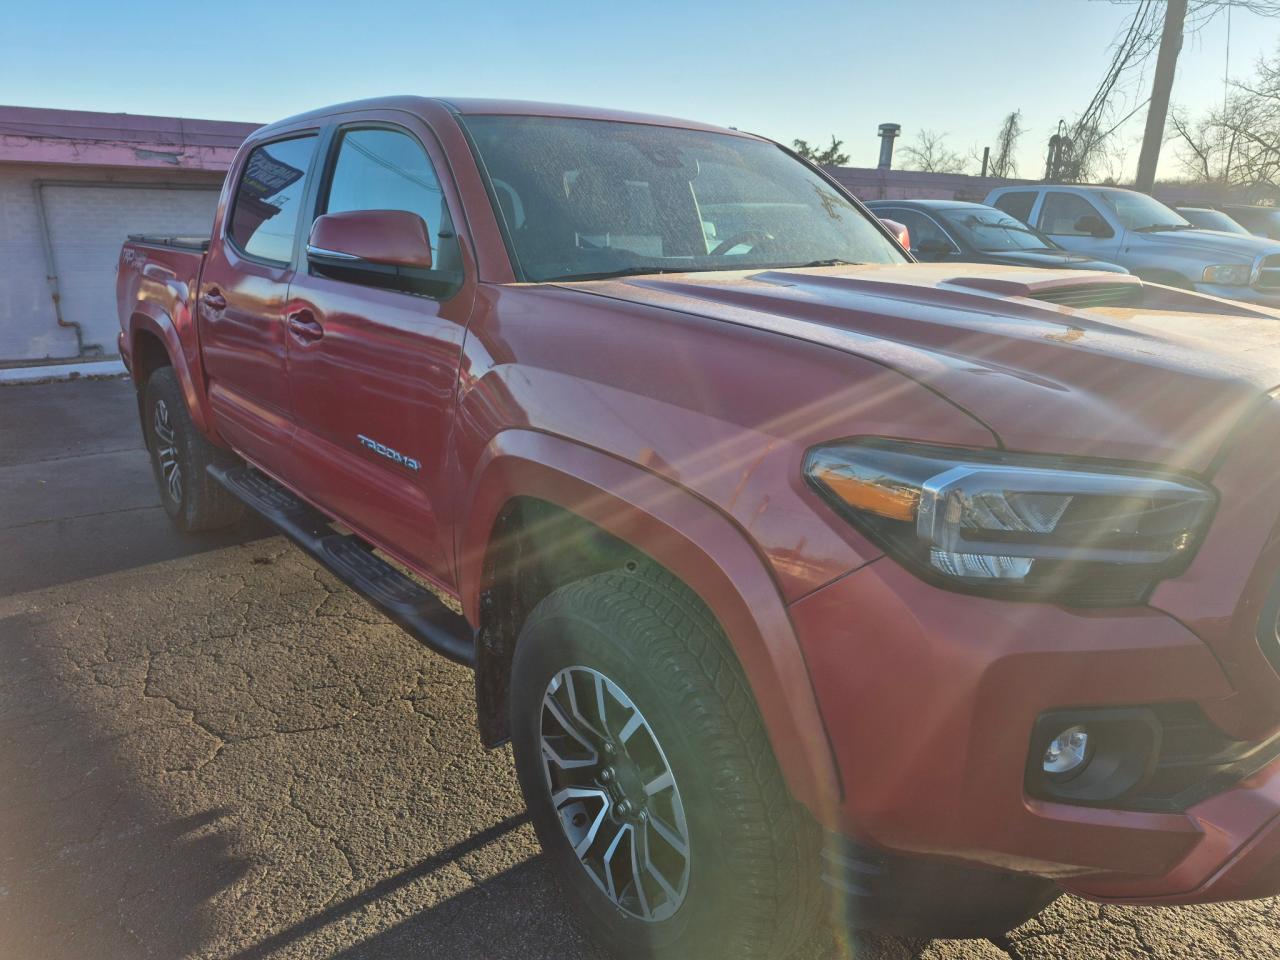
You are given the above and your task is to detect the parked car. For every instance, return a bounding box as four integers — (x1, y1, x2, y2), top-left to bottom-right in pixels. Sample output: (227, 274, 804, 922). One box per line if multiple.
(1220, 203, 1280, 240)
(1170, 201, 1280, 240)
(118, 96, 1280, 959)
(866, 199, 1128, 272)
(1174, 205, 1253, 236)
(986, 183, 1280, 303)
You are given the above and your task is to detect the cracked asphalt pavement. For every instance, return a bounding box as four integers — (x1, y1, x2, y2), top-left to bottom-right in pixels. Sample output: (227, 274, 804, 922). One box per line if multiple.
(2, 377, 1278, 960)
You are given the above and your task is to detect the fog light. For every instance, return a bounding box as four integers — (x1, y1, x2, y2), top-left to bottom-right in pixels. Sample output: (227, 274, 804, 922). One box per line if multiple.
(1042, 725, 1090, 777)
(1027, 709, 1159, 805)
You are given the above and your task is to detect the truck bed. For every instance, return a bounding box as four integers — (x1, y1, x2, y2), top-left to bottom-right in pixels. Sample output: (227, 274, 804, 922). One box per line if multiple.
(126, 234, 210, 252)
(116, 237, 208, 370)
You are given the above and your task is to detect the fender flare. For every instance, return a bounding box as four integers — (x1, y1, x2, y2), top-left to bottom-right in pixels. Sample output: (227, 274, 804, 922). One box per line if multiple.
(128, 304, 222, 442)
(457, 428, 842, 818)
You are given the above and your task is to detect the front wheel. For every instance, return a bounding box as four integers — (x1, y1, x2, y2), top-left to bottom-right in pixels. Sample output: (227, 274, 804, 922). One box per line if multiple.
(510, 563, 820, 960)
(142, 367, 243, 533)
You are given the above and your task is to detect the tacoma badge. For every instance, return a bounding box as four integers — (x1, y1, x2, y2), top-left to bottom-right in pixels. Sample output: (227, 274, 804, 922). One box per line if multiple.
(356, 434, 421, 472)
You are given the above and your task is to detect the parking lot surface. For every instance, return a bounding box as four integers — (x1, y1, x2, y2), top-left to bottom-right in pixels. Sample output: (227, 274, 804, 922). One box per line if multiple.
(2, 377, 1278, 960)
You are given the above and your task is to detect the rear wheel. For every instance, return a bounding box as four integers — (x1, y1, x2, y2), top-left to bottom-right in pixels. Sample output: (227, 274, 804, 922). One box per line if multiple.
(510, 562, 820, 960)
(143, 367, 243, 533)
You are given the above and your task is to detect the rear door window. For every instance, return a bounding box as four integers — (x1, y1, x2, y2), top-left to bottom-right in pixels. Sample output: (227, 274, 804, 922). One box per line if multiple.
(991, 191, 1037, 224)
(227, 135, 319, 264)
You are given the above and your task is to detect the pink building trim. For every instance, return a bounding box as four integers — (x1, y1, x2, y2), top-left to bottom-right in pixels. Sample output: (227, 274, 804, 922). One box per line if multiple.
(0, 105, 260, 171)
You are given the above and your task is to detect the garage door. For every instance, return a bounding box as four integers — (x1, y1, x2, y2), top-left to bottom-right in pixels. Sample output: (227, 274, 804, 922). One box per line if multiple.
(42, 184, 221, 356)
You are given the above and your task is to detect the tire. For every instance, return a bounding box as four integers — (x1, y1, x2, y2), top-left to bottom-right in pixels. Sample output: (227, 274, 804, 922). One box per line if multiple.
(142, 366, 243, 533)
(509, 562, 821, 960)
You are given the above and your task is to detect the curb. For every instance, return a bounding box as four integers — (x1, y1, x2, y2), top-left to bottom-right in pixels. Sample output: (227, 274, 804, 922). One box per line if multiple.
(0, 359, 128, 385)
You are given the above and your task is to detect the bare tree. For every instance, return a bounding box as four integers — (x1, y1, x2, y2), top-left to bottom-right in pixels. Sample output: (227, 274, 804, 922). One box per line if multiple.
(1066, 0, 1165, 175)
(1169, 107, 1245, 182)
(1066, 107, 1134, 182)
(791, 136, 850, 166)
(900, 129, 969, 174)
(989, 110, 1024, 178)
(1066, 2, 1280, 183)
(1169, 44, 1280, 190)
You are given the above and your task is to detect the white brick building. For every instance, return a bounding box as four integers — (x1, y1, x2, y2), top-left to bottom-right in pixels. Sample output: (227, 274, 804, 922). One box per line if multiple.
(0, 107, 258, 366)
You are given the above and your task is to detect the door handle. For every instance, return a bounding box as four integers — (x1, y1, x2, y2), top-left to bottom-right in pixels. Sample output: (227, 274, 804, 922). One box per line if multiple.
(200, 290, 227, 311)
(287, 311, 324, 342)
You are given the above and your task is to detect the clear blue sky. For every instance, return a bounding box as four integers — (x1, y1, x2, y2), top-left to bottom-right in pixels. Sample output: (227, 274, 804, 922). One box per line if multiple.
(2, 0, 1276, 179)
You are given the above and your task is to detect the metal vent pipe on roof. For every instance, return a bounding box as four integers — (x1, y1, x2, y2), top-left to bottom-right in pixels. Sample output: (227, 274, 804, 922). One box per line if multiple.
(877, 123, 901, 170)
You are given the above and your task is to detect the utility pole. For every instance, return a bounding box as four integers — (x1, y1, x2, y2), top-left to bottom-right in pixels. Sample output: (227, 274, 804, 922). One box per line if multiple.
(1134, 0, 1187, 193)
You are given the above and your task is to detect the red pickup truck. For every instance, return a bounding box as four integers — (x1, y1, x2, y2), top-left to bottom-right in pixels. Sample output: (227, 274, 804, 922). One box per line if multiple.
(117, 97, 1280, 957)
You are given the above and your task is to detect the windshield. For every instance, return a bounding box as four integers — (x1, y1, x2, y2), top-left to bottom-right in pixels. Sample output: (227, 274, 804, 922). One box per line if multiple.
(462, 116, 905, 282)
(1178, 208, 1251, 235)
(937, 207, 1055, 252)
(1097, 191, 1191, 231)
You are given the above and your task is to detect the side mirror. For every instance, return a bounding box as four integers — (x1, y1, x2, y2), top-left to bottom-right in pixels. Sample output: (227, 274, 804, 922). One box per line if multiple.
(1074, 214, 1113, 239)
(308, 209, 433, 268)
(878, 218, 911, 249)
(307, 209, 456, 295)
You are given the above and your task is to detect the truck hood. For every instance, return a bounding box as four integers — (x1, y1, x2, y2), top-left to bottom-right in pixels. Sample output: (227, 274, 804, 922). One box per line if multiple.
(1131, 227, 1280, 260)
(563, 263, 1280, 472)
(975, 249, 1128, 273)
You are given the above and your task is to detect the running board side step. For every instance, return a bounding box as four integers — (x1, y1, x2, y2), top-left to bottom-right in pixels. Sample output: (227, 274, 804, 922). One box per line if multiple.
(209, 464, 476, 667)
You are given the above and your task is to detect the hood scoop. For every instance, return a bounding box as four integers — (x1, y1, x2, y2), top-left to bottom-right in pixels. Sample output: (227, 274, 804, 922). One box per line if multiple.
(942, 273, 1145, 309)
(1028, 283, 1144, 309)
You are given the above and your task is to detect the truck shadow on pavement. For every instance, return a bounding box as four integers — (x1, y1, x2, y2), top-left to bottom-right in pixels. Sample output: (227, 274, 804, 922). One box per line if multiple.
(0, 509, 275, 597)
(0, 377, 275, 598)
(0, 610, 251, 959)
(218, 814, 590, 960)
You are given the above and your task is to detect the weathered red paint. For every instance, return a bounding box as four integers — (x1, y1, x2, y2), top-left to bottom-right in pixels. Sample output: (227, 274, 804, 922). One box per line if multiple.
(116, 96, 1280, 905)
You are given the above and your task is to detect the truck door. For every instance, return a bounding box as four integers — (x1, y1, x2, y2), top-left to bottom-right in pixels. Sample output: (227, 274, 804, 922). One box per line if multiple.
(283, 120, 475, 587)
(1035, 191, 1123, 262)
(199, 132, 320, 476)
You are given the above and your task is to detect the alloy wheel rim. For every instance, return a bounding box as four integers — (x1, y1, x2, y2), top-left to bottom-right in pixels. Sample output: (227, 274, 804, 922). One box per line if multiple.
(539, 665, 691, 922)
(153, 399, 182, 505)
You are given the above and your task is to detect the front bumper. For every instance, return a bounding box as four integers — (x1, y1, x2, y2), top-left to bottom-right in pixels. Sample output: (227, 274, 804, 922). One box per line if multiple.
(1065, 757, 1280, 903)
(790, 551, 1280, 904)
(789, 396, 1280, 903)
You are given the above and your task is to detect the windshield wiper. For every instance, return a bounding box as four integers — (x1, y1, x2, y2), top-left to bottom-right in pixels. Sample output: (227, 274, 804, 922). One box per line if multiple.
(548, 266, 671, 282)
(549, 258, 864, 282)
(965, 222, 1041, 238)
(1133, 223, 1195, 232)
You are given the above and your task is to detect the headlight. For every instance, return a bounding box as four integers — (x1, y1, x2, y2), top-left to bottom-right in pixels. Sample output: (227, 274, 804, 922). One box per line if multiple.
(805, 439, 1216, 604)
(1202, 263, 1252, 286)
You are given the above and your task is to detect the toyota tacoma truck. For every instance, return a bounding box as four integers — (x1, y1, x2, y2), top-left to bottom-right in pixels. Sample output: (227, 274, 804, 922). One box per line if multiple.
(118, 97, 1280, 958)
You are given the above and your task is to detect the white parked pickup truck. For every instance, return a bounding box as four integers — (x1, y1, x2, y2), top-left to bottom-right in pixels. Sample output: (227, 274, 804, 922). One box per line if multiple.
(986, 184, 1280, 306)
